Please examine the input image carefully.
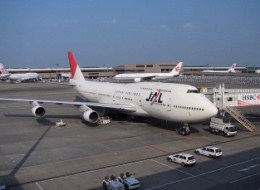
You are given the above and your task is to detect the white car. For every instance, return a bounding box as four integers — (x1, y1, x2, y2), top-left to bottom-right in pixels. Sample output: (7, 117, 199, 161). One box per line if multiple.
(194, 146, 222, 158)
(167, 153, 196, 166)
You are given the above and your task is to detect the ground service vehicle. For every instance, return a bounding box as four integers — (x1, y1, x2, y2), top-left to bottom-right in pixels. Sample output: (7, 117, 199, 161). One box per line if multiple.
(167, 153, 196, 166)
(118, 172, 141, 190)
(210, 117, 237, 136)
(55, 120, 66, 127)
(194, 146, 223, 158)
(103, 176, 125, 190)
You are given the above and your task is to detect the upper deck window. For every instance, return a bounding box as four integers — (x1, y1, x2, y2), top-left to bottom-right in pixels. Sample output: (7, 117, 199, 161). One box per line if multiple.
(187, 89, 199, 93)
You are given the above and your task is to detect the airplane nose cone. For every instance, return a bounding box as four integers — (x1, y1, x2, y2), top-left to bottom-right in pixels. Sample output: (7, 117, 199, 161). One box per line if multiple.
(209, 104, 218, 117)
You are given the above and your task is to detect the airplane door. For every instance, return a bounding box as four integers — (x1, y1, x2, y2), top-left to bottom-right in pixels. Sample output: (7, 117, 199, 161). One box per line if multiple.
(139, 99, 142, 107)
(167, 98, 172, 111)
(112, 92, 116, 102)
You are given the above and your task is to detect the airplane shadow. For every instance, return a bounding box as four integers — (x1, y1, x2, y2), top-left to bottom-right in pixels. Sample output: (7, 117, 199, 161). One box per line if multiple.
(0, 125, 52, 189)
(114, 115, 200, 134)
(4, 114, 82, 120)
(4, 113, 101, 127)
(149, 119, 200, 134)
(36, 118, 56, 126)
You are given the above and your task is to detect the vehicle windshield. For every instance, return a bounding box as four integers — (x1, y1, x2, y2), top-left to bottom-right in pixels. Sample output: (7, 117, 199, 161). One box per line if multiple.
(227, 127, 236, 132)
(216, 149, 222, 153)
(188, 156, 195, 160)
(130, 182, 140, 186)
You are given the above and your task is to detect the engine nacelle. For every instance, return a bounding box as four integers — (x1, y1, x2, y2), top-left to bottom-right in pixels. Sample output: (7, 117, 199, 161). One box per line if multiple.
(32, 105, 46, 117)
(82, 110, 99, 123)
(79, 105, 99, 123)
(134, 78, 142, 82)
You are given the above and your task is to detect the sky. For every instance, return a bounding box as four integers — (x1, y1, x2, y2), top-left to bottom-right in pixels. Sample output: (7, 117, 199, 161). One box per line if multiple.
(0, 0, 260, 68)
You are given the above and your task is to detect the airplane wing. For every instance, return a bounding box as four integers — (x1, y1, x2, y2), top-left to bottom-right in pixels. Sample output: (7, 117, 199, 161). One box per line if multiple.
(133, 75, 157, 82)
(0, 98, 137, 112)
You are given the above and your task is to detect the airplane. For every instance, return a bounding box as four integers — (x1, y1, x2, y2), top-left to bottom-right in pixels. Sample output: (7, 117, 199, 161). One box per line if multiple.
(0, 51, 218, 135)
(0, 63, 41, 83)
(0, 63, 11, 80)
(113, 62, 183, 82)
(202, 63, 236, 73)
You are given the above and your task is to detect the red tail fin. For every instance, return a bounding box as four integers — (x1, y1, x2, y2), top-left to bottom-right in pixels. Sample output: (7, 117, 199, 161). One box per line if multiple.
(67, 51, 85, 81)
(68, 51, 77, 78)
(0, 64, 10, 75)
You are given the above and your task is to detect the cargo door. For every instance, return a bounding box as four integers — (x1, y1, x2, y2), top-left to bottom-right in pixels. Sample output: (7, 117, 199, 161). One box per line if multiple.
(167, 97, 172, 111)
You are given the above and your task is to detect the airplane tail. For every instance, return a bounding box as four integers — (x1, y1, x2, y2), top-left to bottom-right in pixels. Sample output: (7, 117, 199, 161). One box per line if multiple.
(228, 63, 236, 73)
(170, 62, 183, 75)
(0, 63, 10, 75)
(68, 51, 85, 81)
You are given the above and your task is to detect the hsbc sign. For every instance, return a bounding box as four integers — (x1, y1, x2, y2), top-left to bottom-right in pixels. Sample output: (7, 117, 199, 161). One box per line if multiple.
(241, 94, 260, 101)
(242, 95, 255, 101)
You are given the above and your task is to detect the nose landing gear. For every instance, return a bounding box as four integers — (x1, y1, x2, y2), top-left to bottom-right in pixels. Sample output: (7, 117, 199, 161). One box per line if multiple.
(179, 123, 190, 136)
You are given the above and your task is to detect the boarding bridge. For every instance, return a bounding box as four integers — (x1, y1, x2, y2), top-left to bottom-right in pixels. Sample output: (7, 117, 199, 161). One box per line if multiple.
(202, 84, 260, 132)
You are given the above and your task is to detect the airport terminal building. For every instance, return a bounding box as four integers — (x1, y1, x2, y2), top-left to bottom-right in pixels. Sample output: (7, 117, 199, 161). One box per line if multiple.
(5, 62, 251, 80)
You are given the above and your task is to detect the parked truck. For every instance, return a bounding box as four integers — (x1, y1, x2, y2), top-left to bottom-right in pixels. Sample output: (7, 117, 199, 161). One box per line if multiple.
(118, 172, 141, 190)
(102, 175, 125, 190)
(210, 117, 237, 137)
(102, 173, 140, 190)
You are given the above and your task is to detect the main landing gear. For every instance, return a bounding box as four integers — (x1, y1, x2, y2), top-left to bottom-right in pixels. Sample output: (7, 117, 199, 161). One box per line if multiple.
(179, 123, 190, 136)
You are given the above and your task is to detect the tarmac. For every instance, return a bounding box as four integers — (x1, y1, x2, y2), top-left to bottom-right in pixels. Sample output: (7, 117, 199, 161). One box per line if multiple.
(0, 81, 259, 190)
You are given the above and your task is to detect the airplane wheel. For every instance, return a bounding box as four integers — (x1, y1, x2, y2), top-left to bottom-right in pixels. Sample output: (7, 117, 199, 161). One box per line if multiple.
(181, 130, 186, 136)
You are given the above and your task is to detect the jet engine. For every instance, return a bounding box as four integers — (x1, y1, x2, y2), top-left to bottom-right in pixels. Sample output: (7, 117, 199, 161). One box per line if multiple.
(134, 78, 142, 82)
(31, 101, 46, 117)
(79, 105, 99, 123)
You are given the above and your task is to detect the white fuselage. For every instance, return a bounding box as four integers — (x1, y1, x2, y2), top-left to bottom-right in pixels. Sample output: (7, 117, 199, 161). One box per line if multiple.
(71, 80, 218, 123)
(9, 73, 40, 82)
(201, 70, 234, 73)
(114, 72, 175, 78)
(113, 72, 178, 81)
(202, 64, 236, 73)
(0, 73, 10, 80)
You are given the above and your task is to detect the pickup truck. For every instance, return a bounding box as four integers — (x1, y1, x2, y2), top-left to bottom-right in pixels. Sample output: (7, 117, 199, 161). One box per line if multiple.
(118, 172, 140, 190)
(210, 117, 237, 137)
(103, 176, 125, 190)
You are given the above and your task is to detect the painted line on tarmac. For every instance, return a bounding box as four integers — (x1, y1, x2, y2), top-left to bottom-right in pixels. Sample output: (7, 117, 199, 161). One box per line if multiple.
(230, 171, 260, 184)
(150, 159, 195, 177)
(145, 156, 260, 190)
(35, 182, 44, 190)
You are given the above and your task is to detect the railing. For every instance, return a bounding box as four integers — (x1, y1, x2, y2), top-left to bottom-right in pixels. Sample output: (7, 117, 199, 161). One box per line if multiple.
(226, 107, 256, 132)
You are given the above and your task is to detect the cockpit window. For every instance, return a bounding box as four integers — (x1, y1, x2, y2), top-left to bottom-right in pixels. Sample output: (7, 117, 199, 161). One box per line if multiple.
(187, 89, 199, 93)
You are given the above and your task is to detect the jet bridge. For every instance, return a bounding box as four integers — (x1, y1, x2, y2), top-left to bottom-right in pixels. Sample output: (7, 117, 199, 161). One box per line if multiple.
(201, 84, 260, 132)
